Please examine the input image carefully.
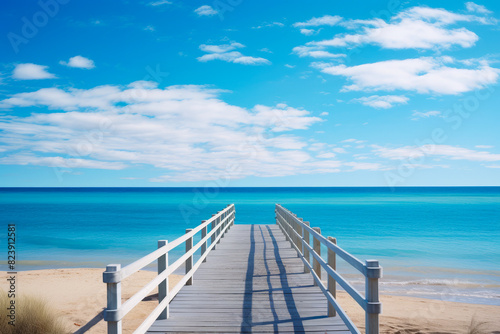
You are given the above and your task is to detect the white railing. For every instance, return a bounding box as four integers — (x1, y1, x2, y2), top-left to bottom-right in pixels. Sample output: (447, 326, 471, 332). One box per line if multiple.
(275, 204, 382, 334)
(102, 204, 236, 334)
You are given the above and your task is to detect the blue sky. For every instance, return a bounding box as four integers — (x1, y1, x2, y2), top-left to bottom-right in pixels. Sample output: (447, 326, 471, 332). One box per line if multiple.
(1, 0, 500, 187)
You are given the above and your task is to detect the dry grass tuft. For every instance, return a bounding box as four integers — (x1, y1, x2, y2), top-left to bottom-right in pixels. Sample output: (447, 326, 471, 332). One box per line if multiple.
(466, 316, 488, 334)
(0, 290, 68, 334)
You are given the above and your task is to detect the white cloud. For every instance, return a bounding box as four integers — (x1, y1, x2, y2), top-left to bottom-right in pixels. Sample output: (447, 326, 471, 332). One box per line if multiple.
(149, 0, 172, 5)
(198, 42, 270, 65)
(374, 145, 500, 162)
(0, 154, 126, 170)
(466, 2, 492, 14)
(194, 5, 218, 16)
(305, 5, 495, 51)
(332, 147, 347, 154)
(352, 95, 409, 109)
(285, 64, 295, 68)
(253, 22, 284, 29)
(199, 42, 244, 53)
(411, 110, 443, 120)
(12, 63, 56, 80)
(475, 145, 493, 149)
(59, 56, 95, 69)
(300, 29, 317, 36)
(0, 82, 332, 182)
(294, 15, 342, 27)
(144, 25, 155, 32)
(292, 46, 345, 59)
(316, 57, 499, 94)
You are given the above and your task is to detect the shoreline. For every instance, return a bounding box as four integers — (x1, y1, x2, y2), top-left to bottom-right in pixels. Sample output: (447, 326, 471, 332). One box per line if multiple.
(1, 268, 499, 334)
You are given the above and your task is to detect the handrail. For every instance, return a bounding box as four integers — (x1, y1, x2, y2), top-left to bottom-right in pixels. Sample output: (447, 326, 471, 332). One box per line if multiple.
(103, 204, 236, 334)
(275, 204, 382, 334)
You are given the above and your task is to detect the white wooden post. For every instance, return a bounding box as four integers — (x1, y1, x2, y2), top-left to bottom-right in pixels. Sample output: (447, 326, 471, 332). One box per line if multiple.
(303, 222, 310, 273)
(211, 215, 216, 249)
(312, 227, 321, 285)
(327, 237, 336, 317)
(293, 218, 299, 248)
(366, 259, 381, 334)
(292, 214, 298, 247)
(296, 218, 303, 255)
(201, 220, 207, 263)
(284, 214, 290, 242)
(105, 264, 122, 334)
(157, 240, 169, 319)
(216, 214, 222, 244)
(220, 211, 225, 239)
(185, 229, 193, 285)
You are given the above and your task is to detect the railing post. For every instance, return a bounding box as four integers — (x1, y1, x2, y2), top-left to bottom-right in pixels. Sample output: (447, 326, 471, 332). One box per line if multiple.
(292, 218, 298, 248)
(185, 229, 193, 285)
(291, 214, 297, 246)
(201, 221, 207, 263)
(303, 222, 310, 273)
(327, 237, 336, 317)
(221, 211, 226, 238)
(284, 214, 290, 242)
(366, 259, 381, 334)
(211, 215, 216, 249)
(312, 227, 321, 285)
(217, 214, 222, 244)
(296, 218, 303, 255)
(158, 240, 169, 319)
(105, 264, 122, 334)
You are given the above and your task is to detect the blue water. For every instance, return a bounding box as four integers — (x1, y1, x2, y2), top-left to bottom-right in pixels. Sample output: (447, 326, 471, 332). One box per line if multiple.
(1, 187, 499, 305)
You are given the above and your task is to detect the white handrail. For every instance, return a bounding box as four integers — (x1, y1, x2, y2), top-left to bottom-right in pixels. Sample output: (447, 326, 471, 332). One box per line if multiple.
(103, 204, 236, 334)
(275, 204, 382, 334)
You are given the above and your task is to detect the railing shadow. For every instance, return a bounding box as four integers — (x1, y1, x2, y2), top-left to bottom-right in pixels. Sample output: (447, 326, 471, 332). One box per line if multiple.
(240, 224, 308, 332)
(264, 225, 305, 332)
(240, 224, 255, 332)
(73, 309, 104, 334)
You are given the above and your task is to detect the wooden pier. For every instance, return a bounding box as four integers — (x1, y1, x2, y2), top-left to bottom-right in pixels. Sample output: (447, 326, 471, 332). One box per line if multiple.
(103, 204, 382, 334)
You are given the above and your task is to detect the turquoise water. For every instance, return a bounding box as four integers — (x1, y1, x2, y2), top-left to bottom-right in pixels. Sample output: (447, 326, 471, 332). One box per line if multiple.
(1, 187, 499, 305)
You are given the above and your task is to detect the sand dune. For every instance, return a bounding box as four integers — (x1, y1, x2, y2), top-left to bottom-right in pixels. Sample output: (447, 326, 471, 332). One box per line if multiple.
(1, 269, 499, 333)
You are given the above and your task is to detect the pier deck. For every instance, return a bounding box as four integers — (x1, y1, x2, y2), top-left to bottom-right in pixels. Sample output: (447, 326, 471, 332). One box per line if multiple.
(147, 224, 350, 333)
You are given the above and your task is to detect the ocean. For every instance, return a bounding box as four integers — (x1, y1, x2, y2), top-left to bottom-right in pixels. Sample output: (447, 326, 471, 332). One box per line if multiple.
(1, 187, 499, 306)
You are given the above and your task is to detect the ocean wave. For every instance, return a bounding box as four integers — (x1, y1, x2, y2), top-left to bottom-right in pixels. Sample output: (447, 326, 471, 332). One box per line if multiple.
(400, 289, 500, 300)
(339, 277, 500, 289)
(379, 279, 500, 288)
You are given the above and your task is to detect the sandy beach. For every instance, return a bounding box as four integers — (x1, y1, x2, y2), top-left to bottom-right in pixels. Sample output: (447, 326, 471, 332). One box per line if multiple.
(1, 269, 499, 333)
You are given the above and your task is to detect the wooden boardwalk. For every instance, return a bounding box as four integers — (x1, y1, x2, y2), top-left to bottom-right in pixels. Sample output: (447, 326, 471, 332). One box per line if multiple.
(147, 224, 350, 333)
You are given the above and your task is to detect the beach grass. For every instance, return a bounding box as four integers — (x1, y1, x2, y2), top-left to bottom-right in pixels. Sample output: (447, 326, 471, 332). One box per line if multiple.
(467, 317, 489, 334)
(0, 291, 68, 334)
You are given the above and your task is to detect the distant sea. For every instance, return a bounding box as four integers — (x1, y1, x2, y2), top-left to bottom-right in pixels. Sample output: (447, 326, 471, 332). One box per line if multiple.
(1, 187, 499, 306)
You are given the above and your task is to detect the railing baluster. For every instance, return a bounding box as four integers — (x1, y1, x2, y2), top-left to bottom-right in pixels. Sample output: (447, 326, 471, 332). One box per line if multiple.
(211, 214, 217, 249)
(327, 237, 336, 317)
(201, 221, 207, 263)
(217, 214, 222, 244)
(296, 218, 303, 253)
(303, 221, 310, 273)
(158, 240, 169, 319)
(105, 264, 122, 334)
(312, 227, 321, 285)
(185, 228, 193, 285)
